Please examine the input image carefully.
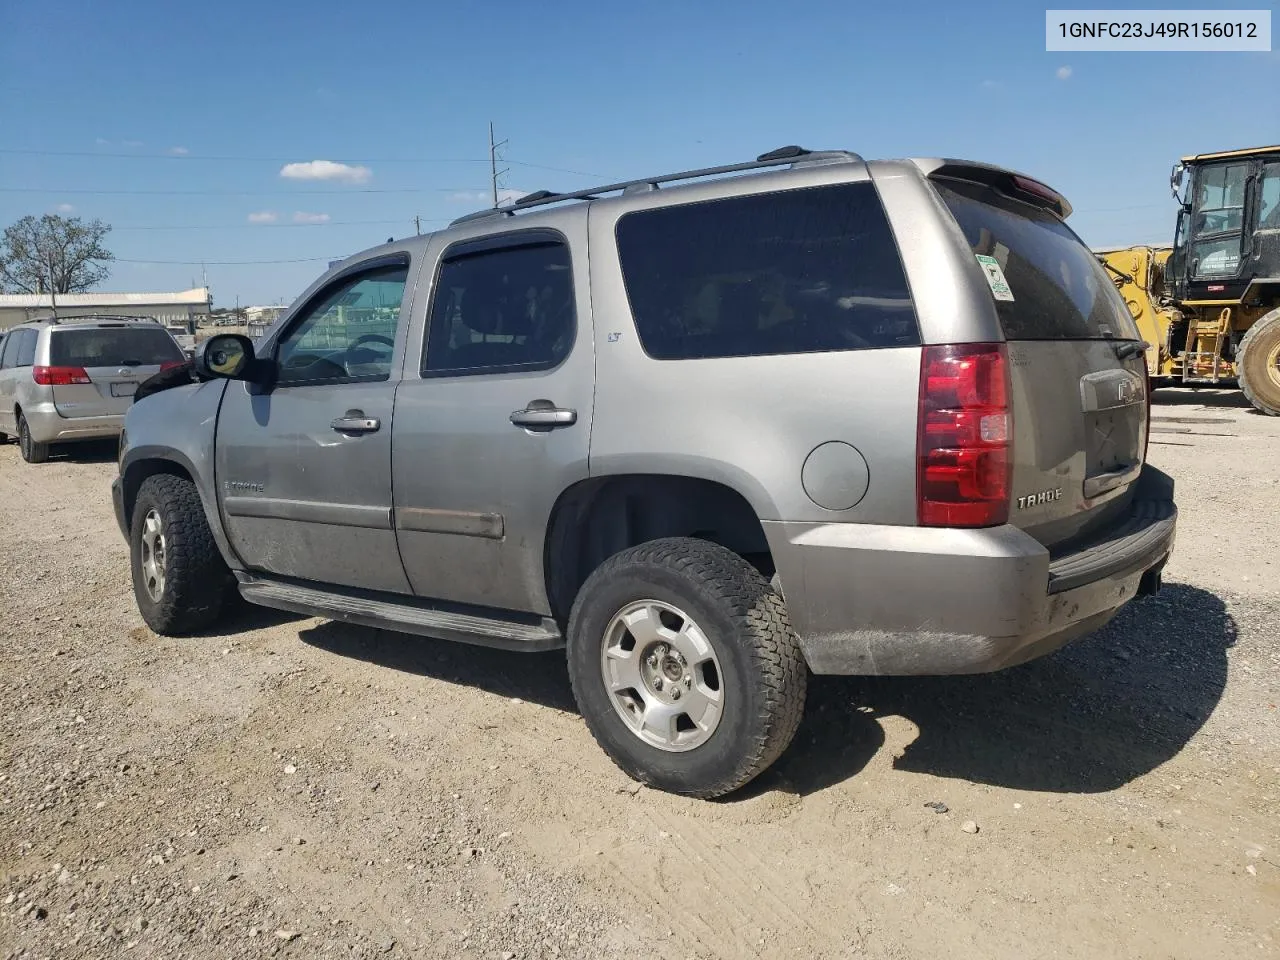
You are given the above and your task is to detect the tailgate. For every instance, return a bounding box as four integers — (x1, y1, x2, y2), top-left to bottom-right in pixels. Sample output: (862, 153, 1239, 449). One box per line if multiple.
(933, 177, 1147, 549)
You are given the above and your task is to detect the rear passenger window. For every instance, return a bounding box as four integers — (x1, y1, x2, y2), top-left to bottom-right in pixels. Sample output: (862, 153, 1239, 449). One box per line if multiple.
(0, 332, 16, 368)
(615, 182, 919, 360)
(424, 235, 575, 376)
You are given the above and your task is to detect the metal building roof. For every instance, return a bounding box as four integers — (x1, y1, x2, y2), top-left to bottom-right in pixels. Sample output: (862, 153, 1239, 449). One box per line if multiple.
(0, 287, 211, 309)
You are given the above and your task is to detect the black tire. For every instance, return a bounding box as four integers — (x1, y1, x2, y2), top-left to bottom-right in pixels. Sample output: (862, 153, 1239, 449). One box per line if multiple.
(129, 474, 230, 635)
(1237, 308, 1280, 416)
(566, 537, 807, 799)
(17, 413, 50, 463)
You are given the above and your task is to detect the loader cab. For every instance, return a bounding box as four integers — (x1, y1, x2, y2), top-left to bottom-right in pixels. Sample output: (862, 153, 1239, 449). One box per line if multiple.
(1168, 146, 1280, 303)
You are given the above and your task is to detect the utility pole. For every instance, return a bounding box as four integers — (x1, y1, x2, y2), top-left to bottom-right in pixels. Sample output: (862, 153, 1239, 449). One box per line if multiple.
(414, 215, 421, 236)
(489, 121, 508, 207)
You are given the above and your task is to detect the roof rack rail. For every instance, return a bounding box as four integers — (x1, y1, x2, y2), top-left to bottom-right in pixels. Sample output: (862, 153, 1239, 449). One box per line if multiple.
(31, 313, 162, 325)
(450, 145, 862, 225)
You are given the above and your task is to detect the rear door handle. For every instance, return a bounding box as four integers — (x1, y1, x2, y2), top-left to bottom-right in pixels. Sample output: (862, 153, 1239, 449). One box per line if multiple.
(510, 402, 577, 430)
(331, 413, 381, 434)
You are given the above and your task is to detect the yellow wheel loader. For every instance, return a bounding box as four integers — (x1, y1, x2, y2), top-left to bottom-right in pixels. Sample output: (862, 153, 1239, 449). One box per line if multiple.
(1097, 145, 1280, 415)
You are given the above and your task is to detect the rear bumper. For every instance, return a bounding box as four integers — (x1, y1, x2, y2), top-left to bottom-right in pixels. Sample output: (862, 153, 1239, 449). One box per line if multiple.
(766, 465, 1176, 676)
(22, 401, 123, 444)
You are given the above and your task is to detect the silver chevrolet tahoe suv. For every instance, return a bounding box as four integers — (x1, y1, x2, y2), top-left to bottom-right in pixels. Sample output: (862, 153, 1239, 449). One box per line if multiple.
(0, 316, 187, 463)
(112, 146, 1176, 798)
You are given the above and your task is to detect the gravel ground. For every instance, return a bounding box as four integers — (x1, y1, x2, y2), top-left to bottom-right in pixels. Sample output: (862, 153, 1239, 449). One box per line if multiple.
(1, 388, 1277, 960)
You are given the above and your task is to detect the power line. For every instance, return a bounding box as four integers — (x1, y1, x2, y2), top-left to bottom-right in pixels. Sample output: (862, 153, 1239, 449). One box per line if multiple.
(0, 186, 473, 196)
(109, 218, 448, 231)
(0, 147, 610, 178)
(114, 255, 343, 265)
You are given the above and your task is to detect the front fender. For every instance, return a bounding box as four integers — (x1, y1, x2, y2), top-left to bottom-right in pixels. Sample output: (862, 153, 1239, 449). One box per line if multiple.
(118, 379, 242, 570)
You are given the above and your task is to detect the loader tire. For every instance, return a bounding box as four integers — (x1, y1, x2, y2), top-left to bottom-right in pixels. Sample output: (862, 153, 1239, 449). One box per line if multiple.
(1237, 308, 1280, 416)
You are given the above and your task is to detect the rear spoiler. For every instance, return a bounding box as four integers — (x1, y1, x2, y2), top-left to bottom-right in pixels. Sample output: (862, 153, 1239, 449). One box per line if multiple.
(910, 158, 1073, 220)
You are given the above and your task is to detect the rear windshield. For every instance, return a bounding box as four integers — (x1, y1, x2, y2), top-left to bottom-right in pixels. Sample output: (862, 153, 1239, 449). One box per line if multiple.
(615, 181, 920, 360)
(50, 327, 185, 367)
(934, 178, 1140, 341)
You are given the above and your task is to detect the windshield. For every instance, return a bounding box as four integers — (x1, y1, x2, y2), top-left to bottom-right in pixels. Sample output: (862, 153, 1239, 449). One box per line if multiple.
(934, 178, 1140, 341)
(50, 327, 185, 367)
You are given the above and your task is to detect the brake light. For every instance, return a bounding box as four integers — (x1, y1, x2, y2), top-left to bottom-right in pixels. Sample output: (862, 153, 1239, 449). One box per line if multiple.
(1012, 175, 1065, 208)
(917, 343, 1012, 527)
(159, 360, 186, 373)
(33, 365, 92, 386)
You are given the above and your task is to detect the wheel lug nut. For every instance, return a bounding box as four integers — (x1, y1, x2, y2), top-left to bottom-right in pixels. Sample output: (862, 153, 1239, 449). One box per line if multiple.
(683, 676, 692, 689)
(671, 688, 681, 700)
(653, 677, 664, 691)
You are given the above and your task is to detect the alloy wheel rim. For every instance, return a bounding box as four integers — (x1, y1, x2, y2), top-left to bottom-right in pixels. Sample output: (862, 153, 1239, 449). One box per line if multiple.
(599, 599, 724, 752)
(139, 509, 167, 602)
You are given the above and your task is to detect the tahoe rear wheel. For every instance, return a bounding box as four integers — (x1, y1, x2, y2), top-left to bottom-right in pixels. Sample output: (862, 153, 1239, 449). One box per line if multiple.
(567, 538, 807, 799)
(130, 474, 231, 635)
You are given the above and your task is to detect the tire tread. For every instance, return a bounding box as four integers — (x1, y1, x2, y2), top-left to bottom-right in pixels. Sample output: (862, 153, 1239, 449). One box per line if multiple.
(1237, 308, 1280, 417)
(132, 474, 228, 635)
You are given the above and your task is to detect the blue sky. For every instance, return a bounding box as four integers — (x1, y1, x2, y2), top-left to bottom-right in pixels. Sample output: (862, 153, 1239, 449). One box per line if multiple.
(2, 0, 1277, 306)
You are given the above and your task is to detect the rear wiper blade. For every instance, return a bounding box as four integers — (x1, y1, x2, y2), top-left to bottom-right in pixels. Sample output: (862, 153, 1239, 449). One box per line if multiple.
(1113, 340, 1148, 360)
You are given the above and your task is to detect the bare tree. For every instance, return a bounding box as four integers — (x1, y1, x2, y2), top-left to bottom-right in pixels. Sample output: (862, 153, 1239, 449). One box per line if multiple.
(0, 214, 114, 295)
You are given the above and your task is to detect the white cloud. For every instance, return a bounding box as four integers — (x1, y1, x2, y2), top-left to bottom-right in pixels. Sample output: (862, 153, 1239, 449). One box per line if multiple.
(496, 188, 527, 205)
(279, 160, 372, 184)
(94, 137, 110, 146)
(167, 146, 189, 156)
(247, 211, 279, 224)
(1056, 65, 1073, 80)
(292, 211, 331, 224)
(56, 203, 76, 214)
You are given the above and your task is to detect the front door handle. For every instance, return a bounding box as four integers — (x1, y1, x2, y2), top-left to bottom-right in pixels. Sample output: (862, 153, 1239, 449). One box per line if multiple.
(331, 412, 381, 434)
(510, 400, 577, 430)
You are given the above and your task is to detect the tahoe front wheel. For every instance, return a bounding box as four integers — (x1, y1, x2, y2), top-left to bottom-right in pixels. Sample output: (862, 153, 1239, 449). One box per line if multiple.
(567, 537, 807, 799)
(130, 474, 230, 635)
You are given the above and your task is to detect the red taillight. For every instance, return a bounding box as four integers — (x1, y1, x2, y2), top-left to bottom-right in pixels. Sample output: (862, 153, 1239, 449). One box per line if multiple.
(159, 360, 186, 373)
(917, 343, 1011, 527)
(32, 365, 91, 386)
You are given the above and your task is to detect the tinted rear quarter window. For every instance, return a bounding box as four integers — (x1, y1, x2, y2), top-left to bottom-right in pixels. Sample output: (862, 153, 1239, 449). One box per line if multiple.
(934, 178, 1139, 341)
(615, 181, 919, 360)
(50, 327, 184, 367)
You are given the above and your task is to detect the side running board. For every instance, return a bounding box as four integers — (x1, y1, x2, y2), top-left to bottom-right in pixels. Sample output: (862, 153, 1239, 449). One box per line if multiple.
(237, 575, 564, 652)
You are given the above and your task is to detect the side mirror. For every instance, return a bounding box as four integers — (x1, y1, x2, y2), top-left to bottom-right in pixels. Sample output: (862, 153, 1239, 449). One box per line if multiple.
(194, 334, 257, 381)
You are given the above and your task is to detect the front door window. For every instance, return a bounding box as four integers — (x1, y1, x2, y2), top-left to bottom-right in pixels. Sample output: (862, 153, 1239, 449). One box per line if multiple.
(275, 264, 408, 385)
